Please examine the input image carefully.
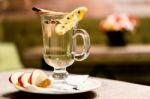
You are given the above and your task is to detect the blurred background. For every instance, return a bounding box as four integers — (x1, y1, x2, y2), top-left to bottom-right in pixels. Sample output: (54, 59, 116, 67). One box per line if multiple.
(1, 0, 150, 85)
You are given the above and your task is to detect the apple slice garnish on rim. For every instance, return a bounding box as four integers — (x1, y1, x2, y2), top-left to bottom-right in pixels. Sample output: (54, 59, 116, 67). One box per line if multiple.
(18, 73, 31, 88)
(55, 7, 87, 35)
(9, 72, 24, 85)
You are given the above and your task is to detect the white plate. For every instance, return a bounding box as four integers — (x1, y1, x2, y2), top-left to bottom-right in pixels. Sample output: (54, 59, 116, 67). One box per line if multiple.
(14, 77, 101, 94)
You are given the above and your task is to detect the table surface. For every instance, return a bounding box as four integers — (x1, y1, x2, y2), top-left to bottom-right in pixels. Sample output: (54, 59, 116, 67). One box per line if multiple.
(1, 69, 150, 99)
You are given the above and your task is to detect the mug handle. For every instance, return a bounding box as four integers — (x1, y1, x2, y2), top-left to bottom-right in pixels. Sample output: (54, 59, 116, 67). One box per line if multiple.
(73, 29, 90, 61)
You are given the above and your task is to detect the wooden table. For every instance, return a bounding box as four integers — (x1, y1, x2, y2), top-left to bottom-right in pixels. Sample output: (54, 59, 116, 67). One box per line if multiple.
(1, 69, 150, 99)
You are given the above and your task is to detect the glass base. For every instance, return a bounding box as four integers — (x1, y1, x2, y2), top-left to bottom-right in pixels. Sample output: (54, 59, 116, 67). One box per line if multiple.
(52, 68, 68, 81)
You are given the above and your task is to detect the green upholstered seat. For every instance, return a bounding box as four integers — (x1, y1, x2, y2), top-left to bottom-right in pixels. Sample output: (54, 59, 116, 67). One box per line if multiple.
(0, 43, 23, 71)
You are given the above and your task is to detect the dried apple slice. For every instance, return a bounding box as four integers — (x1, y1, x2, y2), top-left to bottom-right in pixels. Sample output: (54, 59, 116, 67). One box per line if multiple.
(63, 7, 87, 22)
(55, 7, 87, 35)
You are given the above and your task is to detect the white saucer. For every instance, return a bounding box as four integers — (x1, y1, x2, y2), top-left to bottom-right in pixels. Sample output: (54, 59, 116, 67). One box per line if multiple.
(14, 77, 101, 94)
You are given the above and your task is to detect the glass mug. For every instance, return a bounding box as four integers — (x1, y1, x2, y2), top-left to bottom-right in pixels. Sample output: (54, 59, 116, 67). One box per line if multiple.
(41, 13, 90, 82)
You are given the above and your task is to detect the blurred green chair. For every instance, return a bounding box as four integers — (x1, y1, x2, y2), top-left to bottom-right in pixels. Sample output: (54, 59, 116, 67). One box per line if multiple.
(0, 42, 23, 71)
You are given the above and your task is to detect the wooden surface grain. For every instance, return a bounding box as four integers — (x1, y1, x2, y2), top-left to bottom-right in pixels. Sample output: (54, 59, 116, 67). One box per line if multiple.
(0, 69, 150, 99)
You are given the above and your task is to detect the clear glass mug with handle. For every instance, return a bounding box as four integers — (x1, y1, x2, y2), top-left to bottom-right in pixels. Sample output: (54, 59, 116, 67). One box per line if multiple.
(41, 13, 90, 82)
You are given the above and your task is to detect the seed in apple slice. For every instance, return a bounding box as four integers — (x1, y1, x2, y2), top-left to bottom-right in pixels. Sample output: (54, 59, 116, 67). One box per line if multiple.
(9, 72, 24, 85)
(18, 73, 31, 87)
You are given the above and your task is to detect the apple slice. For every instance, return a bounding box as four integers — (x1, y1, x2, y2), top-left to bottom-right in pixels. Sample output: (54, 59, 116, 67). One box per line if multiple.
(9, 72, 24, 85)
(55, 7, 87, 35)
(30, 70, 51, 87)
(18, 73, 31, 87)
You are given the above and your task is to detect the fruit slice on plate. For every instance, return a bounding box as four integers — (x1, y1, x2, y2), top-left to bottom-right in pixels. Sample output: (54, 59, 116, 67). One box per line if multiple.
(9, 70, 52, 89)
(55, 7, 87, 35)
(18, 73, 31, 88)
(29, 70, 52, 88)
(9, 72, 24, 85)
